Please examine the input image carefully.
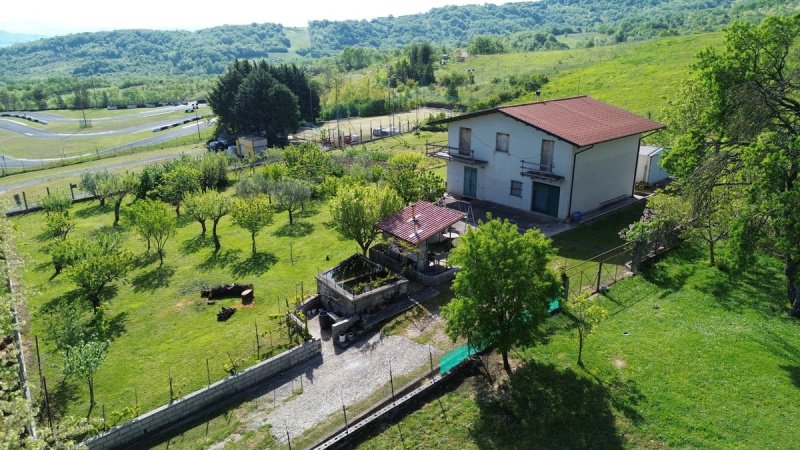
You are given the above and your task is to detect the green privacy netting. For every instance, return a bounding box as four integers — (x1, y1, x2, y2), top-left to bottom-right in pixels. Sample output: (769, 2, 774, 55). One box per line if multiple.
(439, 343, 480, 375)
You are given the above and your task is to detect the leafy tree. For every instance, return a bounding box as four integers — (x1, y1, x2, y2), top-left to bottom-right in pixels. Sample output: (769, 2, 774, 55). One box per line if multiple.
(158, 164, 201, 216)
(468, 35, 505, 54)
(184, 193, 209, 235)
(661, 15, 800, 314)
(44, 211, 76, 241)
(136, 164, 165, 200)
(79, 171, 114, 207)
(565, 292, 608, 366)
(385, 152, 445, 203)
(44, 301, 87, 355)
(198, 152, 229, 191)
(48, 238, 91, 275)
(125, 199, 176, 266)
(231, 195, 273, 255)
(442, 218, 559, 376)
(330, 185, 402, 255)
(67, 237, 132, 311)
(282, 143, 331, 184)
(98, 172, 139, 226)
(62, 338, 108, 411)
(272, 178, 312, 224)
(40, 193, 72, 215)
(235, 174, 270, 199)
(204, 191, 232, 251)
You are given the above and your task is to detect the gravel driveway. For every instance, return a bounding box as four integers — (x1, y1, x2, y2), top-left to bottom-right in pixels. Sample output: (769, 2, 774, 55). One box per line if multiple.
(210, 316, 438, 447)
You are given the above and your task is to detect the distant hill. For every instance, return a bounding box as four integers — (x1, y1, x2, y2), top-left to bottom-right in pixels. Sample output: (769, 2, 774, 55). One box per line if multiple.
(0, 0, 797, 79)
(0, 30, 46, 47)
(0, 23, 290, 78)
(307, 0, 800, 53)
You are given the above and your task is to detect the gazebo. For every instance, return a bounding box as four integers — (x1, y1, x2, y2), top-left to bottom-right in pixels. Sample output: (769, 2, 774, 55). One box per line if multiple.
(374, 200, 465, 274)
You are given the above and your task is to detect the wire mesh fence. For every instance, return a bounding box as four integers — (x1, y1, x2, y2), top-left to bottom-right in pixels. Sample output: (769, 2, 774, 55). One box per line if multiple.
(29, 314, 298, 433)
(563, 243, 633, 300)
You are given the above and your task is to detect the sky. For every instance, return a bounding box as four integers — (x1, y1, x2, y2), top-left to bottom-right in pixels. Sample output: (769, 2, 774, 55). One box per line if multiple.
(1, 0, 520, 36)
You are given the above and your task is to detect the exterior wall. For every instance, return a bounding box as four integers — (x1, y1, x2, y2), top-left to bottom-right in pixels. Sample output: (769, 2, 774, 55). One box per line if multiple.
(570, 135, 640, 215)
(445, 113, 572, 216)
(648, 153, 669, 184)
(83, 339, 322, 450)
(317, 274, 409, 316)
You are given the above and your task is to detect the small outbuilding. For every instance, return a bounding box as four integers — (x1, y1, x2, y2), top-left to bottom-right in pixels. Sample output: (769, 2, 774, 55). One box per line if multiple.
(635, 145, 670, 186)
(371, 201, 465, 285)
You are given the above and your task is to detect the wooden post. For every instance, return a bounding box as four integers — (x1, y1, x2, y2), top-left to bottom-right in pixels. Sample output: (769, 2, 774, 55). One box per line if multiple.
(22, 192, 28, 210)
(596, 253, 604, 293)
(42, 376, 53, 430)
(255, 321, 260, 356)
(169, 370, 174, 402)
(206, 358, 211, 387)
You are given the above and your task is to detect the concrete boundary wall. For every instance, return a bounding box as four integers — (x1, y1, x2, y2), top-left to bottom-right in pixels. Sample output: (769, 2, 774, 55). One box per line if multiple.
(83, 339, 322, 450)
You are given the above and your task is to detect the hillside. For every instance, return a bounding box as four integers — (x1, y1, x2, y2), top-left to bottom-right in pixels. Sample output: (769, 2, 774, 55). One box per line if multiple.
(0, 0, 797, 79)
(0, 23, 290, 78)
(306, 0, 799, 53)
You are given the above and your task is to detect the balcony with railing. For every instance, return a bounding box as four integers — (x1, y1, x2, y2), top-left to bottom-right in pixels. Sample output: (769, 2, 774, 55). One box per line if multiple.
(425, 142, 488, 166)
(520, 160, 565, 182)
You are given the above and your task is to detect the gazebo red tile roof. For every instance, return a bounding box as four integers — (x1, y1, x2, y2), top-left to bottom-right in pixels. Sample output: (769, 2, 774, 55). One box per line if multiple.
(376, 201, 465, 246)
(432, 95, 664, 147)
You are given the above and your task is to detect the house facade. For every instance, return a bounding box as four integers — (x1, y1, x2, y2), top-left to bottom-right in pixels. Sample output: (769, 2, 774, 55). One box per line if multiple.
(429, 96, 663, 220)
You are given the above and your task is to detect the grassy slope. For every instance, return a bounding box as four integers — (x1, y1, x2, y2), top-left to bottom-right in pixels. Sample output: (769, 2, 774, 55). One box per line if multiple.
(438, 32, 723, 117)
(357, 246, 800, 449)
(16, 194, 358, 420)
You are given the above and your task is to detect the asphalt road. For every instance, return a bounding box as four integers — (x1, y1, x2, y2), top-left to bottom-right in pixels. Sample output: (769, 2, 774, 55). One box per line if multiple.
(0, 117, 214, 169)
(5, 104, 194, 123)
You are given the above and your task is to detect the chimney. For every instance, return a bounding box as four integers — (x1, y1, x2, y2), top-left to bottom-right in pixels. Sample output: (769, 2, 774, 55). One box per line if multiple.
(535, 90, 541, 102)
(411, 203, 417, 222)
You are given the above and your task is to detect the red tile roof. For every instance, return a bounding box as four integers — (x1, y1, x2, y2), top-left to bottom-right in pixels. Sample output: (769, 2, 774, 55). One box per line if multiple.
(435, 96, 664, 147)
(376, 201, 465, 246)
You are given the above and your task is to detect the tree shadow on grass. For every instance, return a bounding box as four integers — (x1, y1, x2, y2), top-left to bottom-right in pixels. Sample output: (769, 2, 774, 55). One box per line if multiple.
(273, 222, 314, 238)
(639, 247, 702, 299)
(471, 361, 640, 449)
(131, 265, 175, 292)
(698, 260, 785, 316)
(198, 248, 241, 271)
(231, 252, 278, 277)
(42, 378, 80, 421)
(296, 204, 320, 219)
(74, 203, 108, 218)
(180, 234, 213, 255)
(132, 251, 159, 267)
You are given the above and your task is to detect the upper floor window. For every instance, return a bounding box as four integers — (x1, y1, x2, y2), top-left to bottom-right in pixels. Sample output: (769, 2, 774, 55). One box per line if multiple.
(540, 139, 554, 171)
(495, 132, 510, 153)
(458, 127, 472, 155)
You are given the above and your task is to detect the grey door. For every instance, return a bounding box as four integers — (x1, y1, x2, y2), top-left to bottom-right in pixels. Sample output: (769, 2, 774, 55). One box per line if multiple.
(532, 182, 559, 217)
(463, 166, 478, 198)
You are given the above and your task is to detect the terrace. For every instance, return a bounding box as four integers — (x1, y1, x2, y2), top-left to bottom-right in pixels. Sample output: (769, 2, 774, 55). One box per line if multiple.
(425, 142, 488, 166)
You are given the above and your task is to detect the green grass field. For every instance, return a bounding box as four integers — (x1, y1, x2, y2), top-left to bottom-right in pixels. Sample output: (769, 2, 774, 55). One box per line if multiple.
(15, 193, 360, 422)
(356, 245, 800, 449)
(437, 32, 723, 117)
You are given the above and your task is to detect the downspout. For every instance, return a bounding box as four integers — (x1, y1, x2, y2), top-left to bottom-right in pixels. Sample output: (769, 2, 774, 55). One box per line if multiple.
(631, 130, 661, 195)
(567, 144, 594, 218)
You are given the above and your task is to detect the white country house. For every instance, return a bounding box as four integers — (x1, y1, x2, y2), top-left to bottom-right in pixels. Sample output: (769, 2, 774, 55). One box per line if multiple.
(427, 96, 664, 220)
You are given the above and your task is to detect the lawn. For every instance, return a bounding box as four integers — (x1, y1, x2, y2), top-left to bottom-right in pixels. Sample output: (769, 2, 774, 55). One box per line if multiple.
(355, 245, 800, 449)
(14, 193, 360, 422)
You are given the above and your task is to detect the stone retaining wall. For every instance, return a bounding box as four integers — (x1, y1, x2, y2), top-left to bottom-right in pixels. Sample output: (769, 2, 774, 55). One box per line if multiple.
(83, 339, 322, 450)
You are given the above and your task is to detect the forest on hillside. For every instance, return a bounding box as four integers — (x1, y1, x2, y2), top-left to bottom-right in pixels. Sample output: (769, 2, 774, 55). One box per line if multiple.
(305, 0, 798, 53)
